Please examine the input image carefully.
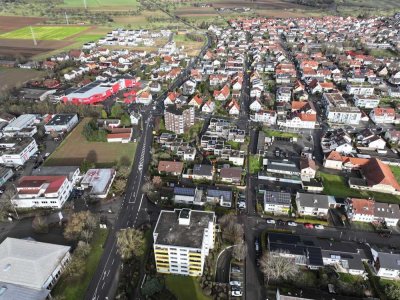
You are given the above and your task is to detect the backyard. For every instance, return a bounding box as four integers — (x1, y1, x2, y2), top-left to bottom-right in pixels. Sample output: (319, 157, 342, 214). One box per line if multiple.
(165, 275, 211, 300)
(319, 172, 400, 203)
(45, 118, 137, 167)
(52, 228, 109, 300)
(249, 155, 262, 174)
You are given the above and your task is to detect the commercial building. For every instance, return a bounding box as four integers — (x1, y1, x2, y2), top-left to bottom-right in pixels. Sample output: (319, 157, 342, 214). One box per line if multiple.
(164, 106, 195, 134)
(12, 175, 73, 209)
(0, 237, 71, 299)
(0, 137, 38, 166)
(31, 166, 81, 184)
(44, 114, 79, 133)
(3, 114, 37, 137)
(0, 167, 13, 187)
(153, 209, 216, 276)
(80, 168, 116, 198)
(263, 190, 291, 215)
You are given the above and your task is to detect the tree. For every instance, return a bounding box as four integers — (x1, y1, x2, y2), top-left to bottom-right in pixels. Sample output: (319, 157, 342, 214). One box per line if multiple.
(101, 109, 108, 119)
(110, 103, 124, 118)
(116, 228, 145, 261)
(32, 215, 49, 233)
(141, 277, 163, 297)
(80, 159, 93, 173)
(219, 214, 243, 244)
(259, 251, 299, 284)
(386, 284, 400, 300)
(113, 179, 126, 195)
(120, 113, 131, 127)
(232, 242, 247, 262)
(64, 211, 97, 241)
(0, 188, 15, 221)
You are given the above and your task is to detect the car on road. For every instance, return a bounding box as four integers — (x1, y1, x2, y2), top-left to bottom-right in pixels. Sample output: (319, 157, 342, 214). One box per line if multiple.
(266, 218, 276, 224)
(231, 286, 243, 297)
(314, 224, 324, 230)
(237, 200, 246, 209)
(304, 223, 314, 229)
(229, 281, 241, 287)
(287, 221, 298, 227)
(231, 266, 241, 273)
(276, 219, 285, 226)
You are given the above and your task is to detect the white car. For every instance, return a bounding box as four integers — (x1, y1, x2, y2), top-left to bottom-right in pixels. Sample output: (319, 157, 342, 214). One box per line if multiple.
(287, 221, 298, 227)
(314, 224, 324, 230)
(266, 219, 276, 224)
(229, 281, 241, 287)
(231, 286, 243, 297)
(238, 202, 246, 209)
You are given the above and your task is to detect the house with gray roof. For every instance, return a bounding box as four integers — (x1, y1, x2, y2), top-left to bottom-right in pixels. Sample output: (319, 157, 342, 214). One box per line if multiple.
(206, 188, 232, 207)
(371, 249, 400, 279)
(295, 192, 336, 218)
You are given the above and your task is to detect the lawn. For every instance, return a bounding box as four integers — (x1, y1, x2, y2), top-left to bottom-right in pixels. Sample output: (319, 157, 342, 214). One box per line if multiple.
(263, 129, 299, 138)
(0, 68, 45, 91)
(319, 172, 400, 203)
(59, 0, 138, 9)
(0, 26, 88, 40)
(45, 118, 137, 167)
(249, 155, 262, 174)
(52, 228, 109, 300)
(165, 275, 211, 300)
(390, 166, 400, 183)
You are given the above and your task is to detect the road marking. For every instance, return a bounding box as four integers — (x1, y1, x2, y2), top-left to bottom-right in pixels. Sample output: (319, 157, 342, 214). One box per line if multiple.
(101, 282, 105, 290)
(137, 194, 144, 212)
(111, 258, 114, 265)
(92, 241, 117, 299)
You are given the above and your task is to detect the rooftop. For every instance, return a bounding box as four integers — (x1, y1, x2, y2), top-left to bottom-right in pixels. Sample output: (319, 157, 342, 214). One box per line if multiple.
(45, 114, 77, 126)
(154, 209, 215, 248)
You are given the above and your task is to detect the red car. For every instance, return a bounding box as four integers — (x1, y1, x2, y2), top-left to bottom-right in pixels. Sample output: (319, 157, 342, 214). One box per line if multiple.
(303, 223, 314, 229)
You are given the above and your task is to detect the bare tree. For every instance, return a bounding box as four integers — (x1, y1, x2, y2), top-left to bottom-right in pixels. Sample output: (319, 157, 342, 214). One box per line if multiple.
(232, 242, 247, 262)
(0, 188, 15, 221)
(116, 228, 145, 261)
(81, 229, 93, 244)
(259, 251, 299, 285)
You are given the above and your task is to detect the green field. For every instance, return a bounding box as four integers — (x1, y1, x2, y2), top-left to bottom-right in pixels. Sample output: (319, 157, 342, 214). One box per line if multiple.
(165, 275, 211, 300)
(0, 26, 88, 40)
(59, 0, 138, 9)
(45, 118, 137, 167)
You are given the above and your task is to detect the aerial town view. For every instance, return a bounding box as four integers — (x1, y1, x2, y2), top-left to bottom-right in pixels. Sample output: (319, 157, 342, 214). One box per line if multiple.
(1, 0, 400, 300)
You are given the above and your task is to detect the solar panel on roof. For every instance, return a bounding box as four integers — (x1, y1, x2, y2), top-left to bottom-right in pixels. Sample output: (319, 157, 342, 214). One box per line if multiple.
(174, 187, 195, 196)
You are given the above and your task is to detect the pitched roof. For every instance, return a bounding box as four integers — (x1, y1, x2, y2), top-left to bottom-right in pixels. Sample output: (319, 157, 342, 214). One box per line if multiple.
(373, 107, 395, 117)
(291, 101, 308, 111)
(349, 198, 375, 216)
(17, 176, 67, 194)
(362, 158, 400, 190)
(220, 167, 242, 179)
(158, 161, 184, 173)
(0, 238, 70, 290)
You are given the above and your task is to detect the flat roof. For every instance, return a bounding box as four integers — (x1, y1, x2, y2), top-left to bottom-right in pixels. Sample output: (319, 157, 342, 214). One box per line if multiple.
(81, 168, 115, 195)
(45, 114, 77, 126)
(154, 209, 214, 248)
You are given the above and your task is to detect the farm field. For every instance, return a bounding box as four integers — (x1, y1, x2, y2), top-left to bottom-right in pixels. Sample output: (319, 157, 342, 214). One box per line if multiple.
(45, 118, 137, 167)
(0, 68, 45, 91)
(0, 16, 45, 34)
(0, 26, 88, 40)
(58, 0, 138, 10)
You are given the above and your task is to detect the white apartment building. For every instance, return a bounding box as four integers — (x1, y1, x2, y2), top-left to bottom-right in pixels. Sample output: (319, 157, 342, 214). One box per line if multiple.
(153, 209, 215, 276)
(295, 192, 336, 218)
(12, 175, 73, 209)
(353, 95, 380, 108)
(0, 137, 38, 166)
(346, 83, 374, 96)
(250, 110, 277, 125)
(276, 87, 292, 102)
(322, 93, 361, 125)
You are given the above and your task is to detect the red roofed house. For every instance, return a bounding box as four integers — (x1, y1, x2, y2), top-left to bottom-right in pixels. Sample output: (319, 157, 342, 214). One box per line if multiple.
(157, 161, 184, 176)
(346, 198, 375, 223)
(12, 175, 73, 208)
(136, 90, 153, 105)
(188, 95, 203, 109)
(164, 91, 179, 106)
(214, 85, 230, 101)
(349, 158, 400, 195)
(107, 128, 132, 143)
(226, 99, 240, 115)
(370, 107, 395, 124)
(324, 151, 369, 170)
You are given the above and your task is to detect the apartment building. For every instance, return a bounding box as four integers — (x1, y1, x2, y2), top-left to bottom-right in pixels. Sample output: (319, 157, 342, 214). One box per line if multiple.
(0, 137, 38, 166)
(322, 93, 361, 125)
(153, 209, 216, 276)
(353, 95, 380, 108)
(164, 106, 195, 134)
(263, 190, 291, 215)
(295, 192, 336, 218)
(12, 175, 73, 208)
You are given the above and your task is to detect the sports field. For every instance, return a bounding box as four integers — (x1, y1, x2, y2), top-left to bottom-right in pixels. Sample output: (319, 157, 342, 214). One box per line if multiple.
(0, 26, 88, 40)
(59, 0, 138, 9)
(45, 118, 137, 167)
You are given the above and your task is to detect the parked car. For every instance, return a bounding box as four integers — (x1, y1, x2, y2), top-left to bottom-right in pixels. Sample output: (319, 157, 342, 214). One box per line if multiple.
(231, 266, 241, 273)
(254, 238, 260, 252)
(304, 223, 314, 229)
(287, 221, 298, 227)
(229, 281, 241, 287)
(231, 286, 243, 297)
(266, 218, 276, 224)
(238, 201, 246, 210)
(276, 219, 285, 226)
(314, 224, 324, 230)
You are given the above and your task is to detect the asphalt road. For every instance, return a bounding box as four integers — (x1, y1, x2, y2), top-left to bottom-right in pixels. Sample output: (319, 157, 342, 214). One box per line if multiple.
(85, 110, 154, 300)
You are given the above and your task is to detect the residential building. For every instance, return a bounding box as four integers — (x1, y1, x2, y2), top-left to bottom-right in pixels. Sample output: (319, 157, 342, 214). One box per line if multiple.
(192, 164, 213, 181)
(153, 209, 216, 276)
(164, 106, 195, 134)
(0, 237, 71, 297)
(158, 161, 184, 176)
(107, 128, 132, 143)
(0, 137, 38, 166)
(173, 187, 204, 205)
(136, 91, 153, 105)
(295, 192, 336, 218)
(12, 175, 73, 208)
(263, 190, 291, 215)
(353, 95, 380, 108)
(220, 167, 242, 184)
(322, 93, 361, 125)
(130, 112, 141, 125)
(276, 87, 292, 102)
(0, 167, 13, 187)
(372, 250, 400, 279)
(80, 168, 116, 198)
(250, 110, 277, 125)
(44, 114, 78, 133)
(345, 198, 375, 223)
(374, 202, 400, 226)
(346, 83, 374, 96)
(370, 107, 395, 124)
(206, 188, 232, 207)
(300, 158, 316, 181)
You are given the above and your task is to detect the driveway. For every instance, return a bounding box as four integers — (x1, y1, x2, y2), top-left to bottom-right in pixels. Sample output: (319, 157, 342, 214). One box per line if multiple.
(215, 247, 232, 283)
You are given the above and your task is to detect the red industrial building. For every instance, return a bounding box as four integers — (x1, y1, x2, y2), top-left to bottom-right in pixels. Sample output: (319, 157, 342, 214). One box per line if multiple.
(62, 78, 140, 105)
